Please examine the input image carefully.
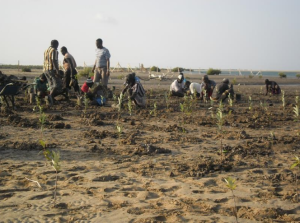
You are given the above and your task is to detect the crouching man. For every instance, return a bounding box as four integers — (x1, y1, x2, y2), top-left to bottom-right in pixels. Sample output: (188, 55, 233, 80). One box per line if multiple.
(170, 73, 185, 97)
(121, 73, 146, 108)
(212, 78, 234, 102)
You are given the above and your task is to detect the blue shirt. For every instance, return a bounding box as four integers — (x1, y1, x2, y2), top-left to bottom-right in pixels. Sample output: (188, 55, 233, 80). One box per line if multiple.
(95, 47, 111, 68)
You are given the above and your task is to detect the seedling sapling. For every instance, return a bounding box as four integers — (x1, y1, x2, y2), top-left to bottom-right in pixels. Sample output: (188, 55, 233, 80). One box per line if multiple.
(128, 96, 133, 116)
(282, 90, 285, 110)
(290, 156, 300, 202)
(224, 177, 238, 223)
(149, 102, 157, 117)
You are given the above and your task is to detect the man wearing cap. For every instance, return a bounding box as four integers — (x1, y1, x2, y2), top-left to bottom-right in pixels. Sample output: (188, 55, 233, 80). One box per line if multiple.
(81, 77, 105, 101)
(213, 78, 234, 102)
(200, 75, 216, 100)
(92, 38, 111, 88)
(170, 73, 185, 97)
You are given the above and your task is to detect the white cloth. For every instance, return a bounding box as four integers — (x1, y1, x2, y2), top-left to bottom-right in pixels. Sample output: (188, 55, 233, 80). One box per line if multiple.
(189, 82, 202, 94)
(170, 80, 184, 92)
(95, 47, 111, 68)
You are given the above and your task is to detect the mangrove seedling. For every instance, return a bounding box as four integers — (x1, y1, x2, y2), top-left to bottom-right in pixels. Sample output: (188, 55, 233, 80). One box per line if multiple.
(149, 102, 157, 117)
(290, 156, 300, 202)
(293, 104, 299, 121)
(224, 177, 238, 223)
(116, 125, 123, 140)
(164, 91, 170, 110)
(118, 93, 124, 114)
(128, 96, 133, 116)
(228, 93, 233, 107)
(282, 90, 285, 110)
(248, 96, 252, 111)
(216, 101, 225, 131)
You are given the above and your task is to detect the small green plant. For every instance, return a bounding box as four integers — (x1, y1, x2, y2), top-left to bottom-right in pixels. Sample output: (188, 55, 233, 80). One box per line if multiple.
(116, 125, 123, 142)
(296, 74, 300, 79)
(290, 156, 300, 203)
(282, 90, 285, 110)
(228, 93, 233, 107)
(248, 74, 253, 79)
(260, 86, 263, 95)
(149, 102, 157, 117)
(128, 96, 133, 116)
(216, 101, 225, 131)
(279, 72, 287, 78)
(118, 93, 124, 114)
(38, 106, 47, 137)
(248, 96, 252, 111)
(224, 177, 238, 223)
(180, 96, 193, 115)
(294, 105, 299, 121)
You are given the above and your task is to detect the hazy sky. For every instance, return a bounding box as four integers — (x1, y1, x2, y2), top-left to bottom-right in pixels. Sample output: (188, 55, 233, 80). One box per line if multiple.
(1, 0, 299, 70)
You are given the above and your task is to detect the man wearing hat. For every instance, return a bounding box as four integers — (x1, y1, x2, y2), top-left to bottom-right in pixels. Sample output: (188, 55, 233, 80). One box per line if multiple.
(170, 73, 185, 97)
(200, 75, 216, 100)
(81, 77, 105, 101)
(212, 78, 234, 102)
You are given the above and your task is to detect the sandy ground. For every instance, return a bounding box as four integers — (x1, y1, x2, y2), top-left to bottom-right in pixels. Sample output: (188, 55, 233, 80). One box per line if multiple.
(1, 69, 300, 223)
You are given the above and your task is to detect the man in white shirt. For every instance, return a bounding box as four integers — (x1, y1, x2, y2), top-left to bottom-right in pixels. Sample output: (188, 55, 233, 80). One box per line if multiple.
(185, 81, 202, 98)
(170, 73, 185, 97)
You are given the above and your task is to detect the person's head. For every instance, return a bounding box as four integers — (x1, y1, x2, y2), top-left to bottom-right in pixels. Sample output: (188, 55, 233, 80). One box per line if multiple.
(40, 74, 46, 82)
(125, 73, 136, 86)
(222, 78, 229, 84)
(177, 73, 184, 83)
(51, 40, 59, 49)
(184, 80, 191, 89)
(60, 46, 68, 56)
(96, 38, 103, 49)
(265, 79, 270, 84)
(202, 75, 209, 83)
(86, 78, 93, 88)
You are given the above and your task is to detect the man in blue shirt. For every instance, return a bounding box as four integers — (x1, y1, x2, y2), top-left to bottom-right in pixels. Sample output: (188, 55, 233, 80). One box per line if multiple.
(92, 38, 111, 89)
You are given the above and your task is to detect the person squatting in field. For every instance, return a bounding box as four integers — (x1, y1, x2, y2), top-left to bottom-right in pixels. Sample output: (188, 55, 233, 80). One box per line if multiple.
(43, 40, 64, 104)
(121, 73, 146, 108)
(212, 78, 234, 102)
(81, 77, 106, 104)
(200, 75, 216, 100)
(184, 81, 202, 98)
(265, 79, 281, 95)
(170, 73, 186, 97)
(60, 46, 80, 98)
(34, 74, 48, 98)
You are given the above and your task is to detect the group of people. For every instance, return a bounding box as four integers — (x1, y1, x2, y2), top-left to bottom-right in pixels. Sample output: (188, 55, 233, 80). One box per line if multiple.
(170, 73, 235, 102)
(32, 38, 111, 105)
(31, 38, 282, 108)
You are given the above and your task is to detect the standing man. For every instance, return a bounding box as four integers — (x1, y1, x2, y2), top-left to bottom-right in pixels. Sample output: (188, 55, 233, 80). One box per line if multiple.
(92, 38, 111, 90)
(60, 46, 80, 96)
(43, 40, 63, 104)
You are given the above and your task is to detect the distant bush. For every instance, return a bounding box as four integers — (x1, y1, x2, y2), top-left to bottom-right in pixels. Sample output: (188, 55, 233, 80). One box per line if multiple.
(78, 67, 93, 78)
(248, 74, 254, 79)
(22, 67, 31, 72)
(150, 66, 160, 72)
(207, 68, 221, 75)
(296, 74, 300, 79)
(278, 72, 287, 78)
(258, 74, 263, 79)
(232, 77, 237, 85)
(172, 67, 184, 72)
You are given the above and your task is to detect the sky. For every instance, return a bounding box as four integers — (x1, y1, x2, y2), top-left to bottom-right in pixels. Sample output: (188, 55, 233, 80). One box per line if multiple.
(1, 0, 299, 70)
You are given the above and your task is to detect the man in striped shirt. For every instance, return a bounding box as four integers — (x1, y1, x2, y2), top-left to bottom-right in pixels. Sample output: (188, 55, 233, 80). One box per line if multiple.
(43, 40, 63, 104)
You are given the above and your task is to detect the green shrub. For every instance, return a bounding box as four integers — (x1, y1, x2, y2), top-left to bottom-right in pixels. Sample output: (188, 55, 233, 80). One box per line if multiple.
(150, 66, 160, 72)
(232, 77, 237, 85)
(78, 67, 93, 78)
(248, 74, 254, 79)
(22, 67, 31, 72)
(296, 74, 300, 79)
(207, 68, 221, 75)
(172, 67, 184, 72)
(278, 72, 287, 78)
